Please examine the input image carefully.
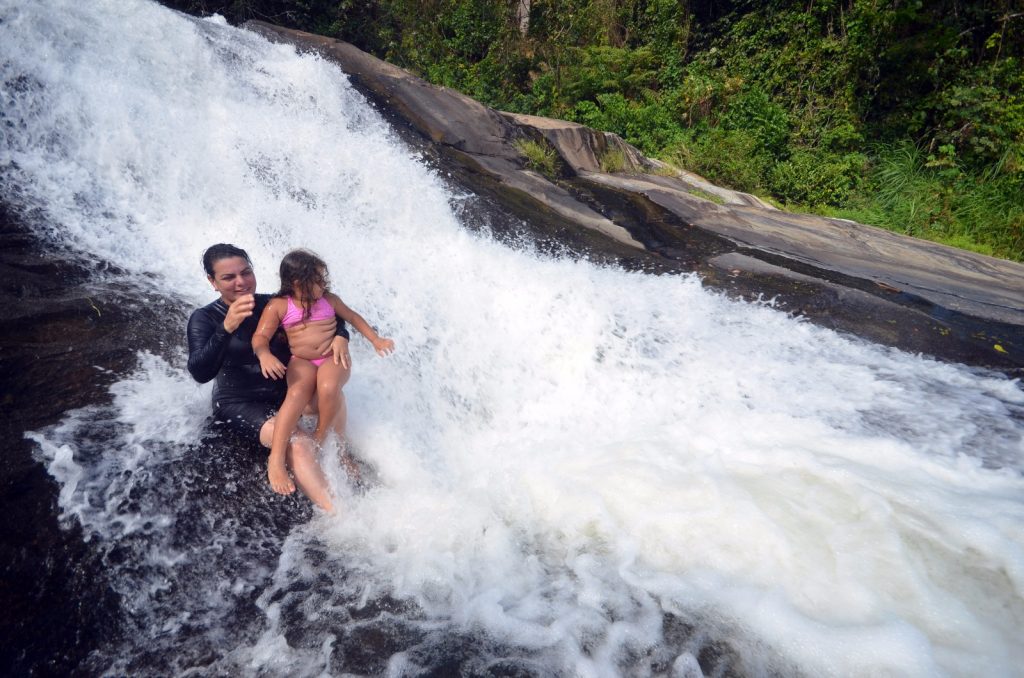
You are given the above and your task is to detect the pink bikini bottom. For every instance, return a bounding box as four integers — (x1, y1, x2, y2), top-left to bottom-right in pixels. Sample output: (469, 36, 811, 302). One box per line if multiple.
(291, 355, 328, 367)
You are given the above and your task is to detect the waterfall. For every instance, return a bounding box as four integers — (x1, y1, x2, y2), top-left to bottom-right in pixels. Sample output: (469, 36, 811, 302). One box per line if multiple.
(3, 1, 1023, 675)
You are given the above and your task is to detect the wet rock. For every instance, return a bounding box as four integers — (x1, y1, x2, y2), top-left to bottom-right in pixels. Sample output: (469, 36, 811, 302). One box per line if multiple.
(0, 208, 135, 675)
(0, 203, 315, 674)
(245, 20, 1024, 372)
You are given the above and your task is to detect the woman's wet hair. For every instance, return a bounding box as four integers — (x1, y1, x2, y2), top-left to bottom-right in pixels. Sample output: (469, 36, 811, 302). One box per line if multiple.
(202, 243, 251, 277)
(277, 249, 329, 320)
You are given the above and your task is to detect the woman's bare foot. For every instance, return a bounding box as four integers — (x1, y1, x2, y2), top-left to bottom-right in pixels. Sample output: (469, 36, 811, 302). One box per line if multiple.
(341, 452, 361, 484)
(268, 454, 296, 495)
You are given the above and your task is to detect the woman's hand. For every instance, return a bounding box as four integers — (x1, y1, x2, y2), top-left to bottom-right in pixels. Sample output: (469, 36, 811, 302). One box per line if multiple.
(325, 336, 351, 369)
(223, 294, 255, 333)
(372, 337, 395, 357)
(257, 352, 287, 380)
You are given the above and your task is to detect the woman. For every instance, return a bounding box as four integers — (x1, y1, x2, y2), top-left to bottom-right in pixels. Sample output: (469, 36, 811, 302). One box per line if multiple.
(186, 243, 350, 512)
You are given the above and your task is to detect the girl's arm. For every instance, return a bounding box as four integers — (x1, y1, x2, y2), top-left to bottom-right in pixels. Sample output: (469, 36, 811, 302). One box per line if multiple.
(325, 293, 395, 357)
(252, 298, 288, 379)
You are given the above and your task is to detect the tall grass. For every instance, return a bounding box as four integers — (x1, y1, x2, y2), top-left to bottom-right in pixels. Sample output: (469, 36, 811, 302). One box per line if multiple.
(823, 144, 1024, 261)
(514, 138, 559, 178)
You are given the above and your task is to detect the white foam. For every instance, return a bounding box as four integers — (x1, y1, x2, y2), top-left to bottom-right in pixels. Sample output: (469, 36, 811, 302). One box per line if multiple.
(27, 352, 210, 538)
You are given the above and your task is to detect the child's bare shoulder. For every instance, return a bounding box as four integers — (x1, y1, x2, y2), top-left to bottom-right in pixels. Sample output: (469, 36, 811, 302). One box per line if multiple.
(324, 292, 348, 309)
(263, 296, 287, 314)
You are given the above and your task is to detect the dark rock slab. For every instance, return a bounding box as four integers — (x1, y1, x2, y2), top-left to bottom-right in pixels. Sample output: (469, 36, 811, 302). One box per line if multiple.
(0, 206, 136, 675)
(0, 202, 311, 674)
(245, 21, 1024, 372)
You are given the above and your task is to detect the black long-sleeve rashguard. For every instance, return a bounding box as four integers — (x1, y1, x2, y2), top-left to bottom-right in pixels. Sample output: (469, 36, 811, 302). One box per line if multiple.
(187, 293, 350, 437)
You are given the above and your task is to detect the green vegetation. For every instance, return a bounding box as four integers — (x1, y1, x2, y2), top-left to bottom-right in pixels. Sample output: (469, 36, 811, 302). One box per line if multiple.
(688, 187, 725, 205)
(599, 148, 627, 173)
(515, 137, 559, 177)
(163, 0, 1024, 260)
(821, 143, 1022, 258)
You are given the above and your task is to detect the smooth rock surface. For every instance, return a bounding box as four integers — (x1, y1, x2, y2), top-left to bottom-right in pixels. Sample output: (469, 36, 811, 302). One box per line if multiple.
(582, 171, 1024, 325)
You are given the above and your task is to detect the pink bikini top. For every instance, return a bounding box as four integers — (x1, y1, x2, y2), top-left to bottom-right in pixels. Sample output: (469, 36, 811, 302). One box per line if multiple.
(281, 296, 334, 328)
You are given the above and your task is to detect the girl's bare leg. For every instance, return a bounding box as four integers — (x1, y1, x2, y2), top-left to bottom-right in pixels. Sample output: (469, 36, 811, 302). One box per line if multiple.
(313, 360, 358, 479)
(267, 358, 317, 495)
(312, 359, 350, 443)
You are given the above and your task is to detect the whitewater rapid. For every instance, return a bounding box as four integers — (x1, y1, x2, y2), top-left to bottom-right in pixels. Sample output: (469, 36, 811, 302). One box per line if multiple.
(3, 1, 1023, 676)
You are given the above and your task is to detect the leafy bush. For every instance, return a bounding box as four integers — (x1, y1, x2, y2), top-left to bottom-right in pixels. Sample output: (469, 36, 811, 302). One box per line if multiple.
(770, 150, 866, 206)
(826, 143, 1024, 260)
(569, 91, 684, 154)
(721, 87, 791, 158)
(667, 127, 770, 195)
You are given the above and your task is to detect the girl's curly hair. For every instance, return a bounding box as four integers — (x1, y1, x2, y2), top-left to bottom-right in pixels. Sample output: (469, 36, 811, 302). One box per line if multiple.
(277, 249, 330, 321)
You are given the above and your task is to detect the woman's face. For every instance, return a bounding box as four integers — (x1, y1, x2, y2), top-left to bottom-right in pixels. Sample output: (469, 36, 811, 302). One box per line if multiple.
(208, 256, 256, 304)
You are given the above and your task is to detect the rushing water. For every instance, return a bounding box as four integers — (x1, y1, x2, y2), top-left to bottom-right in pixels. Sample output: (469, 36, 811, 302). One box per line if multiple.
(3, 1, 1024, 676)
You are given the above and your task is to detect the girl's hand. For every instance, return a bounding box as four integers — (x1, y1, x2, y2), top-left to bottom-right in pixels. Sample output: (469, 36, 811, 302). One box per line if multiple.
(373, 337, 395, 357)
(258, 353, 287, 380)
(325, 336, 351, 369)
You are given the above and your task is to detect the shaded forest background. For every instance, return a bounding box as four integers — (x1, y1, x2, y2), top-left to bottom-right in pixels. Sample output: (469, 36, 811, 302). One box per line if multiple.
(162, 0, 1023, 261)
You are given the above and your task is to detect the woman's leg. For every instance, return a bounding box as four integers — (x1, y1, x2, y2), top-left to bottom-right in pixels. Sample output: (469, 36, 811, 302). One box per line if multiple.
(287, 434, 335, 512)
(267, 358, 317, 495)
(260, 419, 334, 512)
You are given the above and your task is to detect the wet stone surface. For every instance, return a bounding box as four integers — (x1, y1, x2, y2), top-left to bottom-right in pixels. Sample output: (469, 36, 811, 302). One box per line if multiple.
(0, 207, 129, 674)
(0, 205, 302, 674)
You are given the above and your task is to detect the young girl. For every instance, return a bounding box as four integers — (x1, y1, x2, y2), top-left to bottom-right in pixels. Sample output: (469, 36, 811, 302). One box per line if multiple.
(253, 249, 394, 497)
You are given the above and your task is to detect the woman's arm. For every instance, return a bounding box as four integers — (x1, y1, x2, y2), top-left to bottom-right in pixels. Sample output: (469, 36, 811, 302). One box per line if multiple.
(334, 316, 350, 341)
(325, 293, 394, 356)
(252, 298, 288, 379)
(186, 306, 231, 383)
(186, 294, 259, 383)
